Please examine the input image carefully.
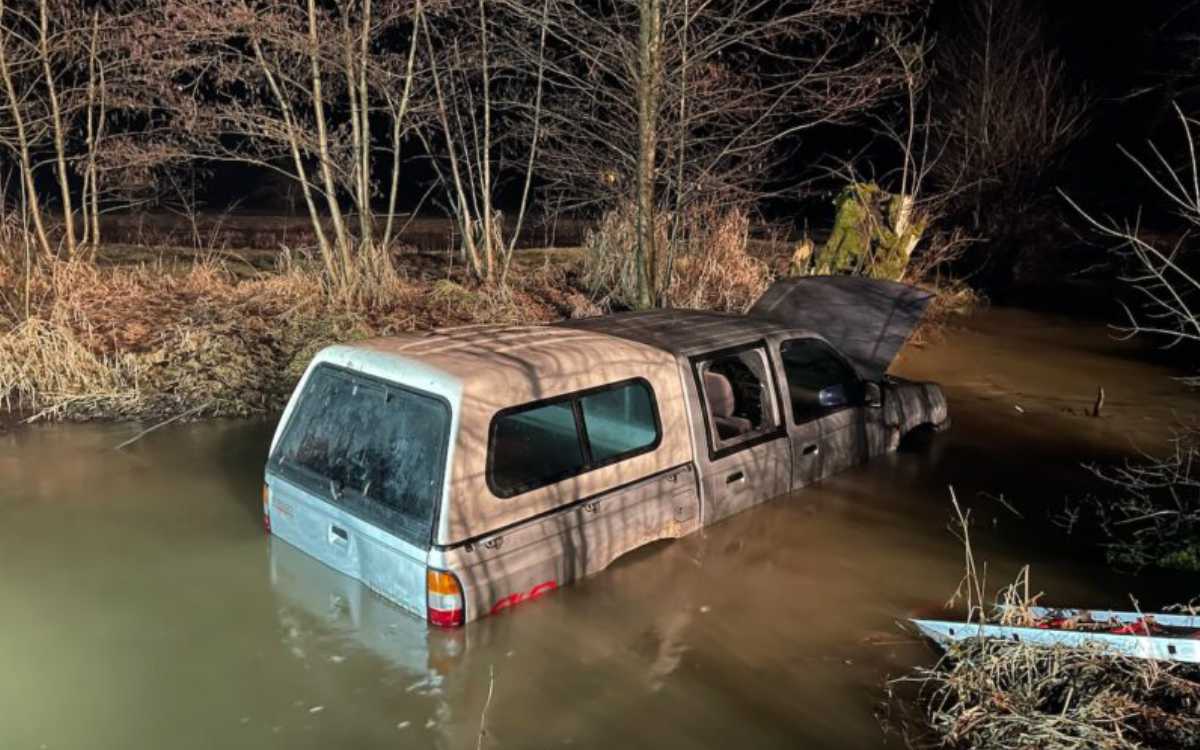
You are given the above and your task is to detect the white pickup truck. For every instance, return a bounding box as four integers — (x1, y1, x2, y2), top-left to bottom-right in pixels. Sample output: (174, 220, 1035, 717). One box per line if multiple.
(263, 277, 949, 626)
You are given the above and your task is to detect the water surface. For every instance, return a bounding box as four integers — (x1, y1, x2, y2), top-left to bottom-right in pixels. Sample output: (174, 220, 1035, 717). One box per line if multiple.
(2, 307, 1197, 749)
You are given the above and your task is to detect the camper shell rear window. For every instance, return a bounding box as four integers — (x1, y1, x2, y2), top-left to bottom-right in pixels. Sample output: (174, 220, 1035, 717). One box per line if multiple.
(269, 364, 451, 546)
(487, 378, 661, 498)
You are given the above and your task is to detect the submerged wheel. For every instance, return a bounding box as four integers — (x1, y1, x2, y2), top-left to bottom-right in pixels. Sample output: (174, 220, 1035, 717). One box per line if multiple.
(898, 424, 938, 453)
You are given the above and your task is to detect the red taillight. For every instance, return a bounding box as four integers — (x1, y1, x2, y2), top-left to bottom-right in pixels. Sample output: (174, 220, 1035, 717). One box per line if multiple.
(262, 483, 271, 533)
(429, 606, 464, 628)
(427, 569, 465, 628)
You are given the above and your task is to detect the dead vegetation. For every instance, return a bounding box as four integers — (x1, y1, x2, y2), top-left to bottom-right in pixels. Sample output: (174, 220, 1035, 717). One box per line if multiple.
(1059, 108, 1200, 573)
(1084, 428, 1200, 572)
(581, 202, 772, 312)
(0, 212, 979, 424)
(904, 636, 1200, 749)
(890, 493, 1200, 749)
(0, 200, 975, 423)
(0, 252, 573, 422)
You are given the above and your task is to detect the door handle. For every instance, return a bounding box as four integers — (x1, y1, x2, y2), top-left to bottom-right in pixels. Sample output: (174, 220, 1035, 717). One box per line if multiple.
(725, 471, 745, 484)
(802, 443, 820, 456)
(330, 525, 349, 544)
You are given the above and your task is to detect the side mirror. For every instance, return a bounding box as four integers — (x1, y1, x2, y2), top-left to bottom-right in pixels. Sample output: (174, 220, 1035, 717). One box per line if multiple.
(863, 381, 883, 408)
(818, 383, 849, 408)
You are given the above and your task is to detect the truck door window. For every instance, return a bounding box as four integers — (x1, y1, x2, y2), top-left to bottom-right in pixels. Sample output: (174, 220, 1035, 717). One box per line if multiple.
(696, 345, 779, 449)
(780, 338, 861, 423)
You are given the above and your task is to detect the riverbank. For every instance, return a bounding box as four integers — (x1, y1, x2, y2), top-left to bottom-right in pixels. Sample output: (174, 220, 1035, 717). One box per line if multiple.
(0, 254, 597, 422)
(2, 229, 981, 424)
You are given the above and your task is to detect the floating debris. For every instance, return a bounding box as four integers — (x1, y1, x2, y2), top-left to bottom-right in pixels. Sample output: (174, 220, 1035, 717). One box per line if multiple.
(914, 606, 1200, 664)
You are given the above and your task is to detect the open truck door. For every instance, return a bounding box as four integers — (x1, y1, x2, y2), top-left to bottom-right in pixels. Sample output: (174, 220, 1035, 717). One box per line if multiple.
(747, 276, 933, 380)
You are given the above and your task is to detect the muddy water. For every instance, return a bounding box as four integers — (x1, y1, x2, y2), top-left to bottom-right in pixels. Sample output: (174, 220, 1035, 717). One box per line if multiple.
(2, 308, 1199, 750)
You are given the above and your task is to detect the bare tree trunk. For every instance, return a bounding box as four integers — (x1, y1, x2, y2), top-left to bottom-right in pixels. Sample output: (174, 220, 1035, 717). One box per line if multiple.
(381, 0, 422, 252)
(381, 0, 422, 253)
(38, 0, 75, 257)
(634, 0, 663, 308)
(343, 18, 366, 247)
(500, 0, 550, 284)
(357, 0, 373, 251)
(89, 69, 104, 249)
(663, 0, 690, 301)
(81, 8, 102, 250)
(421, 12, 484, 278)
(342, 5, 374, 253)
(252, 37, 338, 282)
(307, 0, 354, 280)
(0, 0, 51, 257)
(974, 0, 994, 231)
(477, 0, 494, 281)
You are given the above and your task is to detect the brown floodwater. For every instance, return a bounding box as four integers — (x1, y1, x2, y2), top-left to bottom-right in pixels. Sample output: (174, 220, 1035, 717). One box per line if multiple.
(2, 307, 1199, 750)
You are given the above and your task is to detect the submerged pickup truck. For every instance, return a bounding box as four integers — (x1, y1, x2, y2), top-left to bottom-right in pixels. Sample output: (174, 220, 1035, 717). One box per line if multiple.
(263, 277, 949, 627)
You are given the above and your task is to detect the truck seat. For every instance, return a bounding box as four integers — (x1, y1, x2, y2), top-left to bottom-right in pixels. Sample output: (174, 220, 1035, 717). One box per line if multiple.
(704, 371, 752, 440)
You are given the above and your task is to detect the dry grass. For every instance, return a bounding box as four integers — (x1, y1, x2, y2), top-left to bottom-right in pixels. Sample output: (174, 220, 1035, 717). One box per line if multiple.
(581, 202, 772, 312)
(666, 205, 773, 312)
(907, 278, 986, 348)
(1, 202, 975, 422)
(0, 252, 565, 422)
(892, 493, 1200, 749)
(904, 638, 1200, 749)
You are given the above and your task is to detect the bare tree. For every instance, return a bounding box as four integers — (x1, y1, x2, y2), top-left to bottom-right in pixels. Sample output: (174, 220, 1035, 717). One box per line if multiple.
(142, 0, 427, 296)
(507, 0, 920, 307)
(931, 0, 1089, 242)
(1065, 106, 1200, 570)
(419, 0, 549, 284)
(0, 0, 190, 257)
(1065, 105, 1200, 361)
(835, 24, 975, 282)
(0, 0, 53, 256)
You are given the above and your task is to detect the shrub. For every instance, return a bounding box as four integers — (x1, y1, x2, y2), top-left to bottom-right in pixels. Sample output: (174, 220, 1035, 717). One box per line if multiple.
(581, 201, 772, 312)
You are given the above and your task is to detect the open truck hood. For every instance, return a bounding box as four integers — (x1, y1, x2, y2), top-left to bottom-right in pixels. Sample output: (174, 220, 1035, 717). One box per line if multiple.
(747, 276, 933, 380)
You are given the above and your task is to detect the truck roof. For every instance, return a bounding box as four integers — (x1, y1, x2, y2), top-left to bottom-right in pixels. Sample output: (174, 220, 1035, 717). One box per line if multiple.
(556, 309, 817, 356)
(347, 323, 679, 400)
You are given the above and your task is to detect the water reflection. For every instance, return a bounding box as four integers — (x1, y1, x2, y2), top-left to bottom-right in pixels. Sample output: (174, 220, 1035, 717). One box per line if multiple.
(268, 536, 464, 681)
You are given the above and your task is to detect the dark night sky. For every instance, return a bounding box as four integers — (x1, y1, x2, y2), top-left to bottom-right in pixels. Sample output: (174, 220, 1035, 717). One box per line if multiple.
(1040, 0, 1200, 217)
(202, 0, 1200, 229)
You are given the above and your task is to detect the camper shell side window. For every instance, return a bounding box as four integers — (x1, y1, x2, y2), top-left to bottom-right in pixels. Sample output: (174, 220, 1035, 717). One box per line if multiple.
(487, 378, 663, 498)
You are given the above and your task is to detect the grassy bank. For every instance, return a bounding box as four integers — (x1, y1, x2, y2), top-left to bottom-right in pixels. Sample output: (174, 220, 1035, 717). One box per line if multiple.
(0, 205, 977, 424)
(0, 253, 597, 422)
